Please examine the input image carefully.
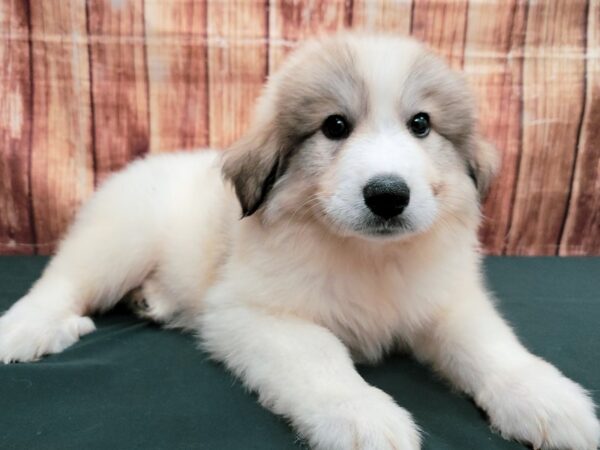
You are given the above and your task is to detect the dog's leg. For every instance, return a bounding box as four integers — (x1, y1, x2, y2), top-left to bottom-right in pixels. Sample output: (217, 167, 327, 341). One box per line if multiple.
(127, 277, 179, 325)
(411, 287, 600, 450)
(200, 304, 421, 450)
(0, 163, 161, 363)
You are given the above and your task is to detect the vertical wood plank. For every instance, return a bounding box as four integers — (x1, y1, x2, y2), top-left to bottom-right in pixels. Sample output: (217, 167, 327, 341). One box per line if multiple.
(410, 0, 469, 68)
(352, 0, 412, 34)
(29, 0, 95, 254)
(207, 0, 268, 148)
(269, 0, 349, 73)
(462, 0, 527, 255)
(145, 0, 208, 152)
(506, 0, 587, 255)
(559, 0, 600, 255)
(87, 0, 149, 184)
(0, 0, 35, 254)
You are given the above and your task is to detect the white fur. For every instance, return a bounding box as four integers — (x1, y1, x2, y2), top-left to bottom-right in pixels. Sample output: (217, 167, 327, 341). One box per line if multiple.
(0, 35, 598, 450)
(324, 129, 439, 237)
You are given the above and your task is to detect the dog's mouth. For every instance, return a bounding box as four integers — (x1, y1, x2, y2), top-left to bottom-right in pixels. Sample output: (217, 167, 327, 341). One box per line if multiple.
(356, 216, 414, 238)
(319, 209, 416, 240)
(315, 194, 434, 241)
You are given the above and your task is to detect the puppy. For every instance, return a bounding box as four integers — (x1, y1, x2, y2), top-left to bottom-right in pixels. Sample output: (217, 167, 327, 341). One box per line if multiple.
(0, 34, 598, 450)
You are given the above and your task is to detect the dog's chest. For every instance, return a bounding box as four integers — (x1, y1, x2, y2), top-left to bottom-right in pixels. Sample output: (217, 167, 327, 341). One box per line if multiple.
(298, 260, 438, 362)
(235, 229, 464, 362)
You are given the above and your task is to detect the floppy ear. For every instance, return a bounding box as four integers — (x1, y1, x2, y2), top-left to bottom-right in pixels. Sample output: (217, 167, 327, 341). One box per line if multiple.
(221, 124, 286, 217)
(468, 137, 500, 200)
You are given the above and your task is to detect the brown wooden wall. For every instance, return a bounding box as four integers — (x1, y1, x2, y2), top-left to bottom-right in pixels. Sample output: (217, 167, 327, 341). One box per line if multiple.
(0, 0, 598, 255)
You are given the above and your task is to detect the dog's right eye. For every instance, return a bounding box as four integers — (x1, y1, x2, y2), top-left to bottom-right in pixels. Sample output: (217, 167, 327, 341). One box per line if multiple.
(321, 115, 351, 140)
(408, 112, 431, 138)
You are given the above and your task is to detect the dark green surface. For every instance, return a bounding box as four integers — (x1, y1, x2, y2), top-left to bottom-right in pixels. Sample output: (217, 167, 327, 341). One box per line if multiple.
(0, 256, 598, 450)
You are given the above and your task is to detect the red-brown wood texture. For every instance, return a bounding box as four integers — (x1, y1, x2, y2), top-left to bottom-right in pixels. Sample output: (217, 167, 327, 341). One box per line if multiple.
(411, 0, 468, 69)
(464, 0, 527, 255)
(145, 0, 208, 152)
(0, 0, 598, 255)
(352, 0, 411, 33)
(0, 0, 34, 254)
(207, 0, 267, 148)
(506, 0, 588, 255)
(87, 0, 149, 184)
(29, 0, 95, 254)
(269, 0, 349, 72)
(559, 0, 600, 255)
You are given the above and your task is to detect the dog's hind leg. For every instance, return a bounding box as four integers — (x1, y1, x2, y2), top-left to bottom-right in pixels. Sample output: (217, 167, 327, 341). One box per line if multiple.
(0, 159, 166, 363)
(127, 278, 177, 325)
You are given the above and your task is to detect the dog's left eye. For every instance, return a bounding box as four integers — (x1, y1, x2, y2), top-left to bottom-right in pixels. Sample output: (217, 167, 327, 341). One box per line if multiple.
(408, 112, 431, 138)
(321, 115, 351, 140)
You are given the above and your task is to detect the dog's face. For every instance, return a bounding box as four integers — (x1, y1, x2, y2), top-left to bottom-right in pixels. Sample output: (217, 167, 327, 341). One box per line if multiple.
(223, 34, 498, 241)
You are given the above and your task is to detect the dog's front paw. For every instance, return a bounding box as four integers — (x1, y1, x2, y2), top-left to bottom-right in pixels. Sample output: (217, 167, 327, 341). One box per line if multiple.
(0, 298, 95, 363)
(301, 387, 421, 450)
(478, 358, 600, 450)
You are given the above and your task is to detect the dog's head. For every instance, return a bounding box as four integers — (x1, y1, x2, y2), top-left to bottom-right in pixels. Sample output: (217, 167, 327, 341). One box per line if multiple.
(222, 34, 498, 240)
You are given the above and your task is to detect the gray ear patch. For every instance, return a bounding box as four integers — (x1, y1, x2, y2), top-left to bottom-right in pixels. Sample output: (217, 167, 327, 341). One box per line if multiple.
(468, 163, 478, 190)
(222, 125, 297, 218)
(469, 138, 500, 200)
(241, 156, 282, 218)
(223, 147, 280, 218)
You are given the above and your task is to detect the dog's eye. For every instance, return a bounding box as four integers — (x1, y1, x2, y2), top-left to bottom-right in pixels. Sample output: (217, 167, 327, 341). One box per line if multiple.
(408, 112, 430, 138)
(321, 115, 351, 140)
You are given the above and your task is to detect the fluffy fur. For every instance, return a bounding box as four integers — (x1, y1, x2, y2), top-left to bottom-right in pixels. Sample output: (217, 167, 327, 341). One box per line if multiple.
(0, 34, 598, 450)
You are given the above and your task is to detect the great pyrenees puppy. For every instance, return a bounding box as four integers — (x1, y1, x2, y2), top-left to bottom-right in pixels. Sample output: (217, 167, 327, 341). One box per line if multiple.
(0, 34, 598, 450)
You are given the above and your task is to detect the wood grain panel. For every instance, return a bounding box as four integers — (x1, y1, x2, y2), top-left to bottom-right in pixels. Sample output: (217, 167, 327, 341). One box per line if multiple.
(269, 0, 349, 73)
(207, 0, 267, 148)
(463, 0, 527, 255)
(29, 0, 95, 254)
(506, 0, 587, 255)
(352, 0, 412, 34)
(410, 0, 468, 68)
(87, 0, 149, 184)
(145, 0, 208, 152)
(559, 0, 600, 255)
(0, 0, 34, 254)
(0, 0, 598, 255)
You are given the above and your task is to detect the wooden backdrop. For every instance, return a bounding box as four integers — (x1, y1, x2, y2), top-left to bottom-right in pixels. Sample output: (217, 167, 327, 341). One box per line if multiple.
(0, 0, 599, 255)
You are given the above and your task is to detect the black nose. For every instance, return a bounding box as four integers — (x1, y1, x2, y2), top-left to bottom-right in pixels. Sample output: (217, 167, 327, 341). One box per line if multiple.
(363, 175, 410, 219)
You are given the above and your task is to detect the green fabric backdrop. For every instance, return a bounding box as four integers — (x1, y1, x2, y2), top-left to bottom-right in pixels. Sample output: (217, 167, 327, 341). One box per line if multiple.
(0, 257, 598, 449)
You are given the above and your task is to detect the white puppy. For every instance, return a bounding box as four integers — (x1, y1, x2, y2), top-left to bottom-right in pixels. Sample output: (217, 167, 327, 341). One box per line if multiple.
(0, 34, 598, 450)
